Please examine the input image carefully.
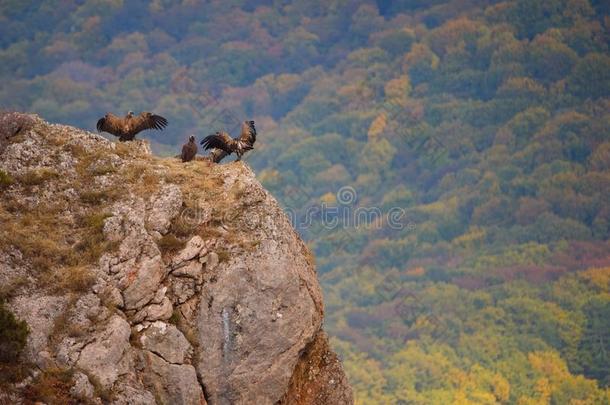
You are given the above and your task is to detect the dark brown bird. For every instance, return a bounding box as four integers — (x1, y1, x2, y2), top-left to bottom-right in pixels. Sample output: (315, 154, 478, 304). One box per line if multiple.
(96, 111, 168, 141)
(181, 135, 198, 162)
(200, 120, 256, 163)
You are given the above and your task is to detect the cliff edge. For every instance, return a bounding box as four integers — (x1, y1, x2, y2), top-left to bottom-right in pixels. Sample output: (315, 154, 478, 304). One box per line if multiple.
(0, 113, 353, 405)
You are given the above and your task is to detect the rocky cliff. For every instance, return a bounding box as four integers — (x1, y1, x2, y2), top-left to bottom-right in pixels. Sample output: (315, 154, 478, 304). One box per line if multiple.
(0, 114, 353, 405)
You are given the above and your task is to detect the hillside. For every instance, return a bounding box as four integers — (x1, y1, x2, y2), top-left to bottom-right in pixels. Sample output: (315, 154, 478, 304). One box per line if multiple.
(0, 113, 353, 404)
(1, 0, 610, 403)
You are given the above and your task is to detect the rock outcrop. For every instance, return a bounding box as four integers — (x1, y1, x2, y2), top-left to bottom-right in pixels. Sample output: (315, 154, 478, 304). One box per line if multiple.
(0, 114, 353, 404)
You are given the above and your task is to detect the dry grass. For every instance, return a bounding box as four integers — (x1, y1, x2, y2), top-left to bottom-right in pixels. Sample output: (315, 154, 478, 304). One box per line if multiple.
(120, 162, 160, 196)
(88, 162, 116, 176)
(71, 145, 116, 178)
(17, 167, 59, 186)
(160, 158, 224, 201)
(22, 367, 76, 405)
(158, 234, 185, 255)
(42, 266, 96, 294)
(89, 374, 114, 403)
(48, 294, 78, 350)
(217, 249, 231, 263)
(169, 214, 198, 238)
(0, 138, 119, 296)
(170, 168, 262, 253)
(0, 205, 114, 296)
(79, 188, 120, 205)
(0, 206, 78, 272)
(73, 212, 118, 264)
(0, 362, 30, 386)
(1, 195, 26, 213)
(196, 224, 225, 240)
(113, 141, 148, 160)
(1, 142, 256, 299)
(153, 158, 241, 258)
(0, 276, 29, 301)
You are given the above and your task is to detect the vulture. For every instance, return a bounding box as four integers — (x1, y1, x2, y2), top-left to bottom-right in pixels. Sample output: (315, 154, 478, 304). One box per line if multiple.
(96, 111, 168, 141)
(181, 135, 198, 162)
(201, 120, 256, 163)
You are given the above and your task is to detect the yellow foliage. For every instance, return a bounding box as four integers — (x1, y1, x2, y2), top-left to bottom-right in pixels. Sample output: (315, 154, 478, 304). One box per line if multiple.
(384, 75, 411, 101)
(452, 226, 486, 249)
(367, 112, 387, 140)
(534, 378, 552, 403)
(404, 43, 439, 71)
(419, 195, 460, 215)
(320, 192, 336, 204)
(492, 373, 511, 402)
(579, 266, 610, 291)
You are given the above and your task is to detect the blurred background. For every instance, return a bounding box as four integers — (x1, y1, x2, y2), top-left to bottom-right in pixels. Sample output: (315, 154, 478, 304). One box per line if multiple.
(1, 0, 610, 402)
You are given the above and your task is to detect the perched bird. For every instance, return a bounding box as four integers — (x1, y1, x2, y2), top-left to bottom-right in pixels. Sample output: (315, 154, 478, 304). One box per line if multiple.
(181, 135, 198, 162)
(200, 120, 256, 163)
(96, 111, 168, 141)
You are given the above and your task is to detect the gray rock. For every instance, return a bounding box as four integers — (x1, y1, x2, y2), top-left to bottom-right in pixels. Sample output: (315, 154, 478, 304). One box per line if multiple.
(72, 293, 104, 328)
(76, 315, 132, 389)
(170, 276, 197, 304)
(100, 198, 169, 310)
(201, 251, 219, 271)
(102, 286, 124, 308)
(151, 286, 168, 304)
(173, 235, 206, 265)
(131, 296, 173, 324)
(36, 350, 58, 371)
(9, 294, 69, 362)
(194, 167, 325, 405)
(70, 372, 95, 400)
(173, 260, 203, 281)
(111, 377, 156, 405)
(121, 255, 166, 310)
(142, 351, 206, 405)
(140, 322, 192, 364)
(147, 184, 182, 235)
(56, 336, 88, 367)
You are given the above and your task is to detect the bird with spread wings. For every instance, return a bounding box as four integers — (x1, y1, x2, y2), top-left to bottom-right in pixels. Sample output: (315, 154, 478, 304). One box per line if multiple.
(200, 120, 256, 163)
(96, 111, 168, 141)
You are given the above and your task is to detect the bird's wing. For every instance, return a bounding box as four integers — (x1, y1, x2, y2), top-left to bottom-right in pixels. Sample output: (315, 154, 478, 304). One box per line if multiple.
(96, 113, 124, 137)
(209, 148, 229, 163)
(239, 120, 256, 146)
(132, 112, 168, 135)
(200, 131, 235, 153)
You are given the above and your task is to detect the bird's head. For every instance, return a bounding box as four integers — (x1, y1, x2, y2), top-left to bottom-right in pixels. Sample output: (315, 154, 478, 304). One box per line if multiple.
(127, 111, 134, 118)
(189, 135, 196, 143)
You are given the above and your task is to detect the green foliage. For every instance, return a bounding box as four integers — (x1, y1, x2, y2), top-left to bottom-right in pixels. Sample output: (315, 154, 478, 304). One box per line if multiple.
(0, 300, 29, 363)
(577, 296, 610, 386)
(568, 53, 610, 99)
